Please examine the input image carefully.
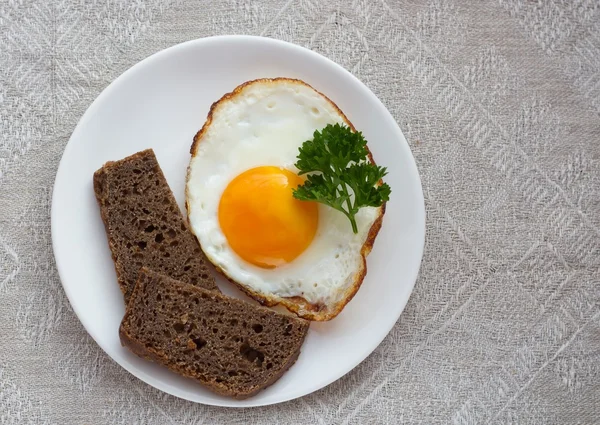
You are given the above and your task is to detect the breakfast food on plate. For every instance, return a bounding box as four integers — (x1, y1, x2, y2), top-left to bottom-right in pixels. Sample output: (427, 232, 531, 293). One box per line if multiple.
(94, 150, 308, 399)
(94, 149, 218, 303)
(120, 268, 309, 399)
(91, 77, 390, 399)
(186, 78, 390, 321)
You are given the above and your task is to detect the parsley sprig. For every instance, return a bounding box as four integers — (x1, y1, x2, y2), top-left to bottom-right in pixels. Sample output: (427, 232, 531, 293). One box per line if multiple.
(292, 123, 391, 233)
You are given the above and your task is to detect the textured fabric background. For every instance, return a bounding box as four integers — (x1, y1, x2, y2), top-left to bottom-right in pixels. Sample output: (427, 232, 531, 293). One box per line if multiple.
(0, 0, 599, 424)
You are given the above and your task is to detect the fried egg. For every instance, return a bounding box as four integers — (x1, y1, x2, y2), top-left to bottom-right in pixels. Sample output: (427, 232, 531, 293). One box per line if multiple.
(186, 78, 385, 320)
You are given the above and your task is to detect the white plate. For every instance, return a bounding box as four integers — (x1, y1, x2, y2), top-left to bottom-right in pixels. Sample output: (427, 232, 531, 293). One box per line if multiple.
(51, 35, 425, 407)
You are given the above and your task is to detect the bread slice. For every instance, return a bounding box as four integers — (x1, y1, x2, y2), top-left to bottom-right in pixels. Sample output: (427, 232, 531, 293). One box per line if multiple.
(187, 78, 385, 321)
(93, 149, 218, 303)
(120, 268, 309, 399)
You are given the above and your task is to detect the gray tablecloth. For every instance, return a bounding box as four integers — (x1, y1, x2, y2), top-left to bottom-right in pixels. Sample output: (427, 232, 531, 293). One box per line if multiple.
(1, 1, 599, 424)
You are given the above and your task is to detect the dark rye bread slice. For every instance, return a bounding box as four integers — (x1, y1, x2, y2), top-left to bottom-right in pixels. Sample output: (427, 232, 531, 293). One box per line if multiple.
(93, 149, 218, 303)
(120, 268, 309, 399)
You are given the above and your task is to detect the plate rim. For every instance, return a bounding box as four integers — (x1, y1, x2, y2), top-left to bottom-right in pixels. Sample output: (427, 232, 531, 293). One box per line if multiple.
(51, 34, 426, 407)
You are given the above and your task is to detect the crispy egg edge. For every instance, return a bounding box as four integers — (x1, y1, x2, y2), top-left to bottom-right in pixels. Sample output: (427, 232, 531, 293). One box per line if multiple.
(185, 77, 386, 321)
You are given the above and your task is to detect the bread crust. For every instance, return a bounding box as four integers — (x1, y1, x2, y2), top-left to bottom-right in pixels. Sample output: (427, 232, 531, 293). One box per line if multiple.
(93, 151, 150, 300)
(119, 268, 306, 399)
(94, 149, 219, 302)
(120, 327, 302, 399)
(186, 78, 386, 321)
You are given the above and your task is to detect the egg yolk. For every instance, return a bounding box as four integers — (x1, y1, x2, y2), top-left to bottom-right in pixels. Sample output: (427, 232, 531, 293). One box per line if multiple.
(218, 166, 318, 269)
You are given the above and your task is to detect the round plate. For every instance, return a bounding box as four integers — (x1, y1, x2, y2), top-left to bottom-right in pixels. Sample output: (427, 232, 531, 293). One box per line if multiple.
(52, 35, 425, 407)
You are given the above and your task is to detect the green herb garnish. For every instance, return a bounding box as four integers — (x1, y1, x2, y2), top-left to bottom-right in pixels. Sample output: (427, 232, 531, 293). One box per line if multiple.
(292, 123, 391, 233)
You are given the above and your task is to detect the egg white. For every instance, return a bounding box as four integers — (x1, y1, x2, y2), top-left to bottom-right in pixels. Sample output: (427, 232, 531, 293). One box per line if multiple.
(187, 80, 379, 307)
